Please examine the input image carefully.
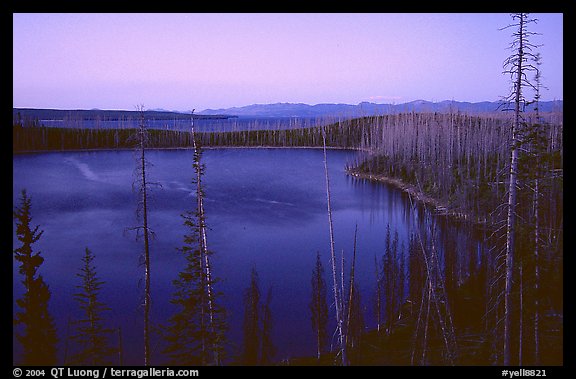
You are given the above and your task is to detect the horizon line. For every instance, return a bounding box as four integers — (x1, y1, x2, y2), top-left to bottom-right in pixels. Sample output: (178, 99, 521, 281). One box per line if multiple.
(13, 98, 564, 114)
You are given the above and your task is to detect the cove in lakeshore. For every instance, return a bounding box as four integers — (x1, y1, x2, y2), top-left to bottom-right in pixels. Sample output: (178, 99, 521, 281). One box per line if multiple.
(13, 148, 485, 365)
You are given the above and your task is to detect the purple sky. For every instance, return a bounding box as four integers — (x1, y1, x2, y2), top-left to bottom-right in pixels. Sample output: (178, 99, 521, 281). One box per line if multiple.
(13, 13, 563, 111)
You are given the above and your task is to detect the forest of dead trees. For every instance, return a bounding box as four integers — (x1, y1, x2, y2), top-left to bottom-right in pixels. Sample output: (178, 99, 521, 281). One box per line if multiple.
(14, 13, 562, 366)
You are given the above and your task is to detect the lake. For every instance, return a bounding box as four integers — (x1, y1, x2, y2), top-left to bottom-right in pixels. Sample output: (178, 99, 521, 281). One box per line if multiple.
(12, 148, 483, 365)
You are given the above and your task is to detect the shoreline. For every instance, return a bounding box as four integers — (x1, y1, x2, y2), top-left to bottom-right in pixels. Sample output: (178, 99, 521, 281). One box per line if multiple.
(345, 169, 488, 225)
(13, 145, 363, 155)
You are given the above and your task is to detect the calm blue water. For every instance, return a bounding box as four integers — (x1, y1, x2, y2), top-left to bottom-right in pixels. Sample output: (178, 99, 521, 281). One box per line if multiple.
(13, 148, 460, 365)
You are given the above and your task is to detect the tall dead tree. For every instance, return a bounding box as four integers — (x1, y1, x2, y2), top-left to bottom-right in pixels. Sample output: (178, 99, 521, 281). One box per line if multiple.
(139, 107, 152, 366)
(127, 105, 156, 366)
(321, 127, 347, 365)
(501, 13, 539, 365)
(189, 109, 223, 365)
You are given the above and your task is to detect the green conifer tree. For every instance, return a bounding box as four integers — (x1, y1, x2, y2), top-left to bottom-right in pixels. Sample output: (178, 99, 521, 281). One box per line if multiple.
(70, 248, 114, 365)
(13, 190, 58, 365)
(310, 251, 328, 360)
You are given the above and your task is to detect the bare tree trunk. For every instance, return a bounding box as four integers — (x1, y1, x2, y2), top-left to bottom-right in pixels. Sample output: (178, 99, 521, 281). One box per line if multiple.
(504, 126, 518, 365)
(322, 128, 347, 365)
(190, 110, 219, 365)
(421, 280, 432, 365)
(374, 254, 381, 333)
(138, 108, 152, 367)
(315, 265, 322, 360)
(345, 225, 358, 347)
(519, 261, 523, 366)
(340, 249, 346, 328)
(503, 13, 524, 365)
(533, 176, 540, 364)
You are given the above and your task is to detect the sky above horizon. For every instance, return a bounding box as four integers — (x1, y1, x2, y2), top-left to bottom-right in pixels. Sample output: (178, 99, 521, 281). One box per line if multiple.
(13, 13, 563, 112)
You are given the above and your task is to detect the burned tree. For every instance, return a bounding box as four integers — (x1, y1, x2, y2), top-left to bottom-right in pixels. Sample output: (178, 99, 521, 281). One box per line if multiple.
(126, 105, 157, 365)
(500, 13, 539, 365)
(322, 127, 347, 365)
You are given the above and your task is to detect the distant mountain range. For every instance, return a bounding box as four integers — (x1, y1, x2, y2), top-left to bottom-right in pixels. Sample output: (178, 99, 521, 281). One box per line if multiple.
(198, 99, 563, 118)
(13, 108, 234, 121)
(14, 99, 563, 123)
